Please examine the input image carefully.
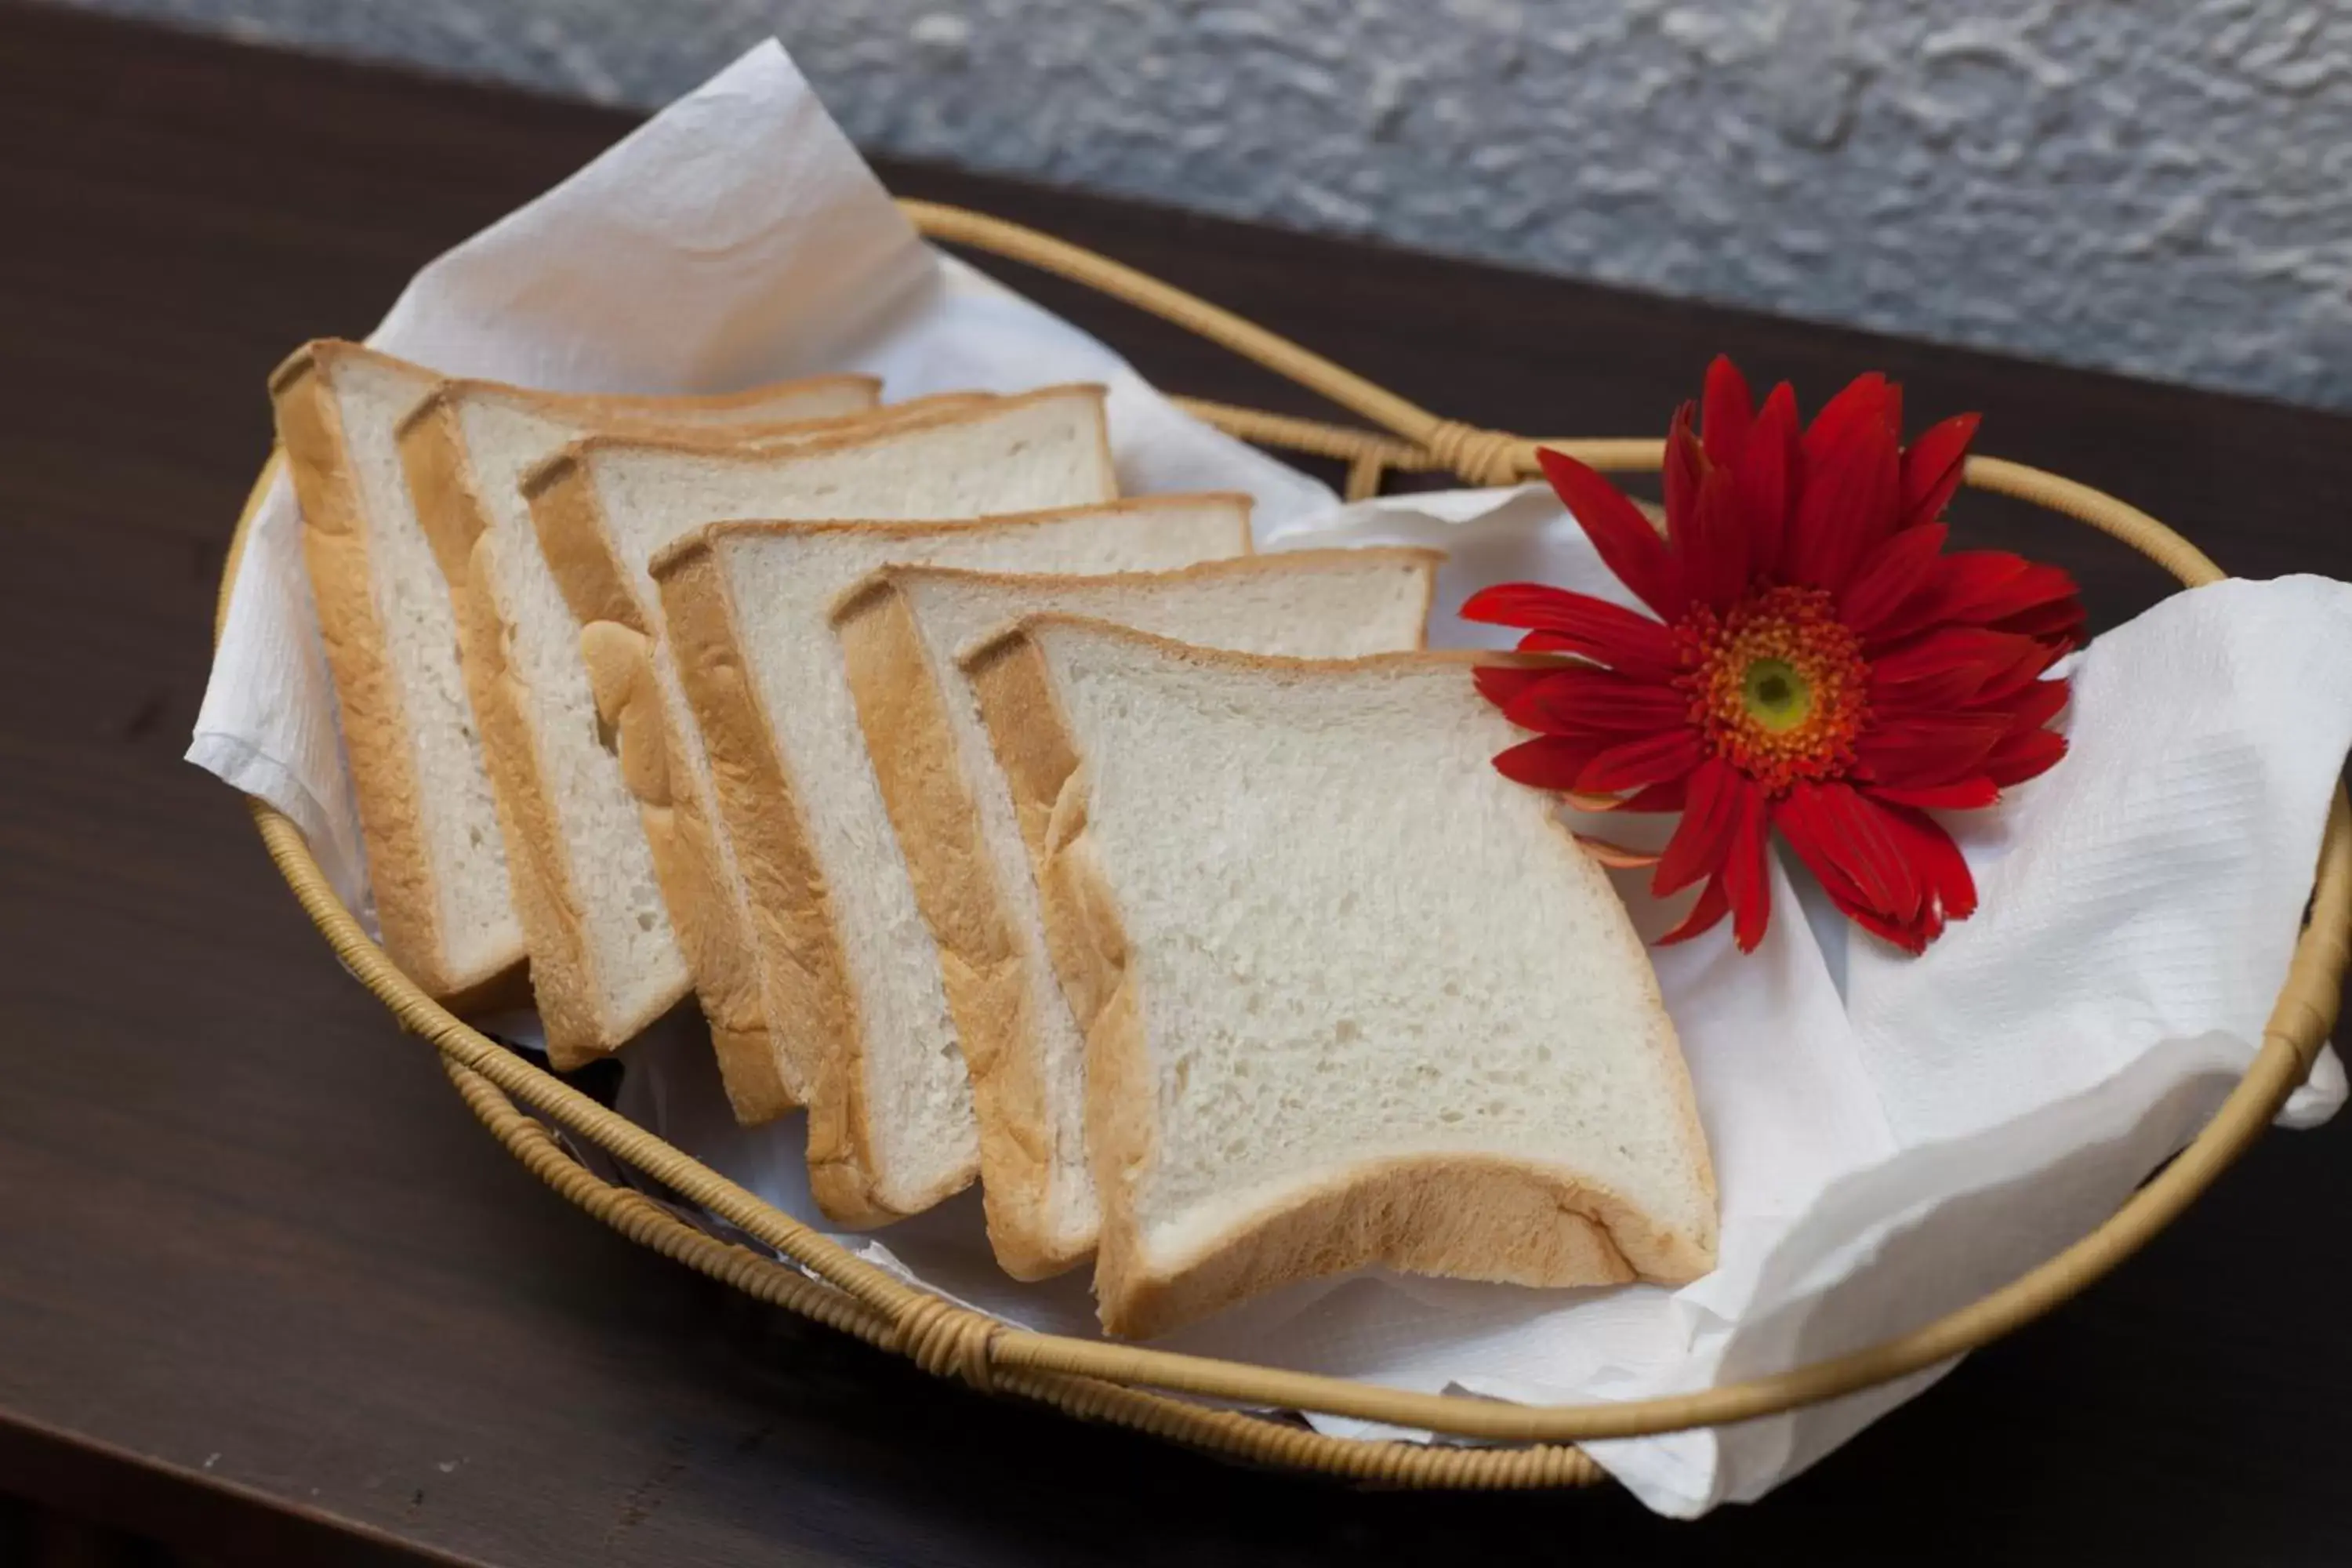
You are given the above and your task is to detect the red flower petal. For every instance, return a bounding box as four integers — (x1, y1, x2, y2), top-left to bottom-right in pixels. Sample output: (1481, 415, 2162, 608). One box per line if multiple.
(1784, 374, 1902, 593)
(1867, 776, 2002, 810)
(1722, 782, 1772, 952)
(1701, 355, 1755, 468)
(1800, 371, 1900, 461)
(1930, 547, 2031, 600)
(1985, 726, 2068, 787)
(1661, 403, 1759, 609)
(1740, 382, 1798, 580)
(1964, 637, 2067, 705)
(1868, 626, 2045, 713)
(1664, 403, 1705, 550)
(1870, 550, 2081, 648)
(1839, 522, 1948, 641)
(1577, 727, 1706, 795)
(1767, 804, 1862, 912)
(1867, 624, 2012, 688)
(1841, 896, 1934, 955)
(1651, 756, 1740, 897)
(1658, 875, 1731, 946)
(1861, 550, 2019, 646)
(1472, 662, 1555, 713)
(1458, 582, 1584, 626)
(1999, 676, 2071, 735)
(1512, 667, 1690, 736)
(1617, 779, 1690, 813)
(1898, 413, 1979, 530)
(1493, 735, 1605, 789)
(1855, 715, 2012, 786)
(1460, 583, 1682, 681)
(1683, 459, 1752, 612)
(1994, 595, 2089, 648)
(1536, 448, 1686, 621)
(1961, 559, 2082, 628)
(1890, 804, 1978, 924)
(1838, 803, 1978, 951)
(1774, 782, 1922, 925)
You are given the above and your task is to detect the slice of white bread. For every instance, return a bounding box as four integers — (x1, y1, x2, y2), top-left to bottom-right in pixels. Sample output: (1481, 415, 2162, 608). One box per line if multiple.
(522, 388, 1115, 1119)
(833, 550, 1443, 1279)
(270, 340, 522, 1002)
(964, 619, 1719, 1338)
(394, 375, 884, 1065)
(651, 497, 1254, 1225)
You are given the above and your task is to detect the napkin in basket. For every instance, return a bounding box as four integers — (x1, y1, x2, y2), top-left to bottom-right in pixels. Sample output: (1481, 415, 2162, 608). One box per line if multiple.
(191, 42, 2352, 1518)
(190, 39, 1333, 916)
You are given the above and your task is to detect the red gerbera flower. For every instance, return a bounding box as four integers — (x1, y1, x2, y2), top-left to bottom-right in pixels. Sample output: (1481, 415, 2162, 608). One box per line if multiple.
(1466, 357, 2083, 955)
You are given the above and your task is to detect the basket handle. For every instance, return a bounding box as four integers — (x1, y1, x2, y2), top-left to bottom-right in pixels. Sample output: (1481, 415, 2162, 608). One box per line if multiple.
(903, 199, 2233, 587)
(901, 198, 1658, 494)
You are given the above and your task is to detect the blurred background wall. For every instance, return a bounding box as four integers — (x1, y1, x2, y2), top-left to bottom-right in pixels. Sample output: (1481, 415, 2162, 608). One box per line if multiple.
(58, 0, 2352, 408)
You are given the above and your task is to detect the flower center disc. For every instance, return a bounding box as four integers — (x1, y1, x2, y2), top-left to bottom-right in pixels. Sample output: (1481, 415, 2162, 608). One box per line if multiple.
(1676, 585, 1870, 795)
(1741, 658, 1810, 732)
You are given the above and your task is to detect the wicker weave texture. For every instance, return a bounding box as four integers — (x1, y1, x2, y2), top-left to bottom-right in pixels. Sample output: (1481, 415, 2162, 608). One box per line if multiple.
(216, 201, 2351, 1489)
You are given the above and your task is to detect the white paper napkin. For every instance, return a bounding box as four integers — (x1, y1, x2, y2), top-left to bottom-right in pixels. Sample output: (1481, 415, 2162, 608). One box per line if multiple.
(191, 42, 2352, 1519)
(190, 39, 1334, 913)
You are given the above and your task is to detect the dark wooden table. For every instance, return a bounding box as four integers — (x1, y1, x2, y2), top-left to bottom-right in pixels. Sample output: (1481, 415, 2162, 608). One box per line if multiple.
(5, 5, 2350, 1563)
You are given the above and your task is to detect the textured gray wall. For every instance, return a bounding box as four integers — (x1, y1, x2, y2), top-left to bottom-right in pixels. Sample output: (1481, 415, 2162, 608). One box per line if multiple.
(67, 0, 2352, 408)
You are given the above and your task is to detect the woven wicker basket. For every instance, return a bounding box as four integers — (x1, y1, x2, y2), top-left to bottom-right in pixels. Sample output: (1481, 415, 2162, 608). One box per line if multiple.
(220, 201, 2352, 1492)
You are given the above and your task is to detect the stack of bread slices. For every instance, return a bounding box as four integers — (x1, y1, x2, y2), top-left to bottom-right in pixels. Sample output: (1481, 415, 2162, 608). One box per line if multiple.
(274, 342, 1717, 1338)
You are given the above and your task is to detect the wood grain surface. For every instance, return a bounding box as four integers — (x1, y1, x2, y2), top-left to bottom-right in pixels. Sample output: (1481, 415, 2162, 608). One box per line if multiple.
(2, 5, 2349, 1563)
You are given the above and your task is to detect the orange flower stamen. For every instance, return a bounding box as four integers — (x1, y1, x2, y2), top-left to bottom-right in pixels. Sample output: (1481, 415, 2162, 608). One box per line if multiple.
(1675, 585, 1869, 797)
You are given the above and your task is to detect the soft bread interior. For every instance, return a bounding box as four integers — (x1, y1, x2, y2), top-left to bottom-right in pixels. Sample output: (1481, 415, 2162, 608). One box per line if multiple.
(585, 388, 1114, 606)
(398, 373, 882, 1060)
(273, 342, 525, 1000)
(525, 388, 1116, 1123)
(838, 550, 1442, 1278)
(653, 497, 1252, 1228)
(966, 620, 1718, 1338)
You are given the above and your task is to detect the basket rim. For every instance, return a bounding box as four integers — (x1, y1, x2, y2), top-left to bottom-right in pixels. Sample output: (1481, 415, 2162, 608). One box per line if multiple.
(216, 199, 2352, 1461)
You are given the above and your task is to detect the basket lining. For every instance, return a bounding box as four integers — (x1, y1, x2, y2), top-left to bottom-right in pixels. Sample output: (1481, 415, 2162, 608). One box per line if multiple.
(214, 198, 2350, 1488)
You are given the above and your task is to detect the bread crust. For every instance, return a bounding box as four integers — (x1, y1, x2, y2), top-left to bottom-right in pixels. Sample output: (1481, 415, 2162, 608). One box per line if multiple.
(1100, 1155, 1661, 1341)
(593, 620, 797, 1120)
(271, 341, 525, 1001)
(521, 390, 1014, 630)
(396, 391, 610, 1060)
(418, 372, 879, 430)
(523, 395, 948, 632)
(965, 619, 1717, 1338)
(459, 530, 622, 1062)
(517, 391, 1032, 1113)
(834, 579, 1048, 1263)
(841, 547, 1440, 1280)
(655, 497, 1193, 1225)
(394, 374, 877, 1065)
(654, 536, 890, 1219)
(630, 387, 1115, 584)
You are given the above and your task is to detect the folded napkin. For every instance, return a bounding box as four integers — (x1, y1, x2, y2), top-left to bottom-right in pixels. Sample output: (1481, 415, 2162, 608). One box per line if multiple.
(191, 42, 2351, 1517)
